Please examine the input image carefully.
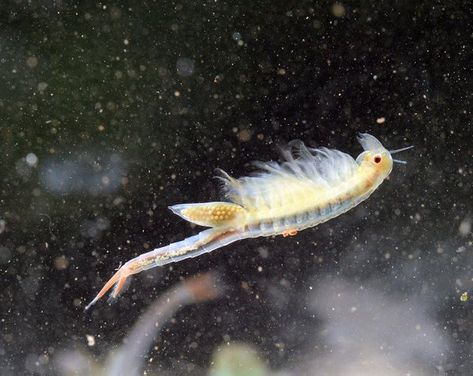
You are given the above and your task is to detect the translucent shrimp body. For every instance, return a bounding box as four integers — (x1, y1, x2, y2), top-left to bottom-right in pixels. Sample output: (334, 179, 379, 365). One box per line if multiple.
(86, 133, 411, 310)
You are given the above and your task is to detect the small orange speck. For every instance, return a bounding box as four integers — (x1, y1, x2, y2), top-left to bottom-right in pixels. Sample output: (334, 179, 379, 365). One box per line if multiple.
(282, 229, 298, 237)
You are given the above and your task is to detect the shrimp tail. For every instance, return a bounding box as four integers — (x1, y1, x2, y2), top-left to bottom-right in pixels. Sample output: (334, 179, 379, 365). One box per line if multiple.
(86, 228, 247, 311)
(85, 268, 128, 311)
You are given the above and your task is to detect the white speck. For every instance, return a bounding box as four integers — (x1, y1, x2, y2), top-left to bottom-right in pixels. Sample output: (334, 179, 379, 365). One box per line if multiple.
(86, 334, 95, 347)
(101, 175, 111, 186)
(257, 266, 263, 272)
(331, 3, 346, 17)
(176, 57, 195, 77)
(277, 68, 286, 75)
(25, 153, 38, 167)
(26, 56, 38, 69)
(232, 32, 242, 41)
(459, 218, 471, 237)
(123, 39, 129, 45)
(376, 117, 386, 124)
(37, 82, 48, 92)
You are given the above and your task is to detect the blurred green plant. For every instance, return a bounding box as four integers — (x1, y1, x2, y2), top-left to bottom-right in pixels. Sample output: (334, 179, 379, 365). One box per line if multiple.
(209, 343, 269, 376)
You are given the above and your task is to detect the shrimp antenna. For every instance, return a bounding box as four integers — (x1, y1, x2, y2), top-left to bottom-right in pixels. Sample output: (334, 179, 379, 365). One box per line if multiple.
(389, 145, 414, 154)
(389, 144, 413, 165)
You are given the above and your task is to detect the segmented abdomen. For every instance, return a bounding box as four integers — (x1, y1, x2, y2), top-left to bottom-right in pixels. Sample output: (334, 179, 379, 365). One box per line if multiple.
(245, 194, 366, 237)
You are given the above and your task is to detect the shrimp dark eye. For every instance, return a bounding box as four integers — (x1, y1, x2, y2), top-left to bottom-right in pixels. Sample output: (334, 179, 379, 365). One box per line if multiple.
(374, 155, 382, 164)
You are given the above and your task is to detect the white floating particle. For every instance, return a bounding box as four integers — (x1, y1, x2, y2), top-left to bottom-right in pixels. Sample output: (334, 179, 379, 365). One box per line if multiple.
(331, 3, 346, 17)
(176, 57, 195, 77)
(459, 218, 471, 237)
(86, 334, 95, 346)
(232, 32, 242, 41)
(26, 56, 38, 69)
(25, 153, 38, 167)
(37, 82, 48, 92)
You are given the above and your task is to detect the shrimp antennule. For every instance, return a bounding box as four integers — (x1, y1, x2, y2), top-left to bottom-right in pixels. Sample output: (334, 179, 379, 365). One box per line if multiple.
(390, 145, 413, 165)
(389, 145, 414, 154)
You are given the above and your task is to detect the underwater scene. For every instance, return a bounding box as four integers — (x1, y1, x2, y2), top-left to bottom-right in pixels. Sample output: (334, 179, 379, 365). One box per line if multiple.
(0, 1, 472, 375)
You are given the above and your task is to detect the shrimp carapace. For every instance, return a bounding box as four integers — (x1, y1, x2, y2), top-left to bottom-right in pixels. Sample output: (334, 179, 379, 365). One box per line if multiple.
(86, 133, 413, 310)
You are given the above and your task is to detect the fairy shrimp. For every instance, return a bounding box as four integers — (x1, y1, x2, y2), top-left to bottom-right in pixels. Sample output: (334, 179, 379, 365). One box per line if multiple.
(85, 133, 413, 310)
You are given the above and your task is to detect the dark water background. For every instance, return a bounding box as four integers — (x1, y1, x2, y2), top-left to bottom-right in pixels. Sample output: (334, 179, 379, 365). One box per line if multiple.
(1, 1, 472, 375)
